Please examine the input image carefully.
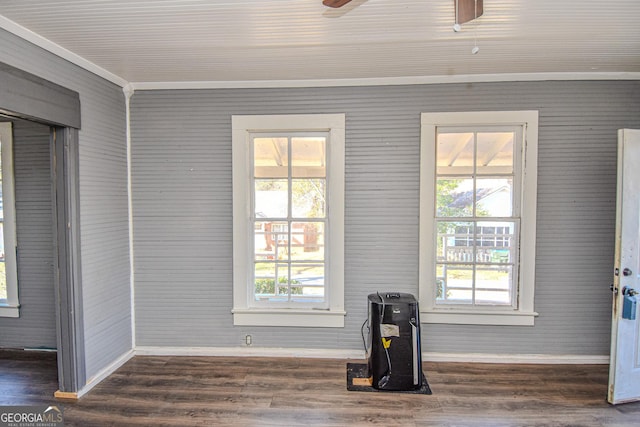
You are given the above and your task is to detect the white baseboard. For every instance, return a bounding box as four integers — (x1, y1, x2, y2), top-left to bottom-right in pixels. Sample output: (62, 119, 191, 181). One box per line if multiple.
(135, 346, 365, 360)
(423, 352, 609, 364)
(135, 346, 609, 365)
(75, 349, 135, 398)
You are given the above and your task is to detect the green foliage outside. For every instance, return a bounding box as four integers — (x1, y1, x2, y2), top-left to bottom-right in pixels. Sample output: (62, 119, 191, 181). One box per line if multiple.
(437, 179, 488, 220)
(292, 179, 325, 218)
(255, 276, 302, 295)
(437, 179, 469, 218)
(436, 280, 444, 299)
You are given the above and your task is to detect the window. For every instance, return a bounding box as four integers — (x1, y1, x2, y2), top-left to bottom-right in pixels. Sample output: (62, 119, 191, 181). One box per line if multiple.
(0, 122, 19, 318)
(232, 114, 345, 327)
(419, 111, 538, 326)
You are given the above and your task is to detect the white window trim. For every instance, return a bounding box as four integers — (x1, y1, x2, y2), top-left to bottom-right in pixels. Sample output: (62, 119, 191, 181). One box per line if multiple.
(0, 122, 19, 318)
(232, 114, 345, 327)
(419, 111, 539, 326)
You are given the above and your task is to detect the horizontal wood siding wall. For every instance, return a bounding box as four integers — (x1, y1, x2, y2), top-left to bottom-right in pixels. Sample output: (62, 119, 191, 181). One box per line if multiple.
(0, 29, 131, 379)
(131, 81, 640, 356)
(0, 120, 56, 349)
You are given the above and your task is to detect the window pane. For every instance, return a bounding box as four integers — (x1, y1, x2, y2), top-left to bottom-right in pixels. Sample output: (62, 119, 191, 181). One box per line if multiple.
(254, 137, 288, 178)
(437, 132, 474, 175)
(436, 221, 474, 262)
(0, 261, 5, 300)
(254, 221, 289, 261)
(292, 179, 325, 218)
(436, 178, 473, 217)
(292, 137, 325, 178)
(436, 265, 445, 300)
(476, 221, 516, 263)
(437, 264, 473, 304)
(291, 263, 325, 301)
(476, 178, 513, 217)
(475, 265, 512, 305)
(254, 262, 288, 301)
(476, 132, 514, 175)
(290, 222, 324, 261)
(255, 179, 287, 218)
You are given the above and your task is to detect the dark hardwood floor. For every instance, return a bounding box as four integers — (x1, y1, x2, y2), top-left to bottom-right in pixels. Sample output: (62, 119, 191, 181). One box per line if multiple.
(1, 349, 640, 426)
(0, 349, 58, 405)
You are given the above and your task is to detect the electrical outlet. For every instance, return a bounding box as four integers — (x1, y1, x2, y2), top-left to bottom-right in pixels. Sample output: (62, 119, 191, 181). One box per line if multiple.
(245, 335, 252, 346)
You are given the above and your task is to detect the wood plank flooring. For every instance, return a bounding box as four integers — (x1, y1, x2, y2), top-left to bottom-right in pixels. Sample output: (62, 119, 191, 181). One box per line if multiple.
(2, 349, 640, 426)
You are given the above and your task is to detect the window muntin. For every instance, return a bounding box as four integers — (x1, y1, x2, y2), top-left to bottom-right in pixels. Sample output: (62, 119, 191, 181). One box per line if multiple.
(251, 134, 328, 307)
(435, 127, 521, 308)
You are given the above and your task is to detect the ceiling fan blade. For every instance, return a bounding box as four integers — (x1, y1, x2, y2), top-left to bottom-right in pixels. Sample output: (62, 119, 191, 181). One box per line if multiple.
(456, 0, 484, 24)
(323, 0, 353, 8)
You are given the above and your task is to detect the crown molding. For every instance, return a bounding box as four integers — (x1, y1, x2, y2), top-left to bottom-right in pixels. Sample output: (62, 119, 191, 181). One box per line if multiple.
(129, 72, 640, 91)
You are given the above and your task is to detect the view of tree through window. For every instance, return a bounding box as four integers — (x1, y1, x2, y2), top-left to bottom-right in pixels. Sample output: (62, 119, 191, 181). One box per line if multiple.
(252, 135, 327, 304)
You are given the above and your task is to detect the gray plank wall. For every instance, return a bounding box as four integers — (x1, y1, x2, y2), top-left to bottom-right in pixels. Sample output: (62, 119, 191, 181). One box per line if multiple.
(131, 81, 640, 356)
(0, 29, 131, 379)
(0, 119, 56, 349)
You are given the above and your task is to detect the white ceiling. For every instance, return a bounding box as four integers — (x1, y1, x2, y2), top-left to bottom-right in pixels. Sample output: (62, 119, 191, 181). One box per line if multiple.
(1, 0, 639, 87)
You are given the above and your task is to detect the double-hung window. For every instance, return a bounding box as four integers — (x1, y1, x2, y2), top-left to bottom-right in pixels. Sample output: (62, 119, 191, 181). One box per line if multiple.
(0, 122, 19, 318)
(232, 114, 345, 327)
(419, 111, 538, 326)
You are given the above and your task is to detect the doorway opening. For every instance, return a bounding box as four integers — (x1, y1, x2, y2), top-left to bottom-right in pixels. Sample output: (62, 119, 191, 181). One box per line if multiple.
(0, 61, 84, 395)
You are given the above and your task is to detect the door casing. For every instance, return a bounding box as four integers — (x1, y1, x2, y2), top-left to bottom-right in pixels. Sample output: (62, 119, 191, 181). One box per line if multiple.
(0, 61, 84, 394)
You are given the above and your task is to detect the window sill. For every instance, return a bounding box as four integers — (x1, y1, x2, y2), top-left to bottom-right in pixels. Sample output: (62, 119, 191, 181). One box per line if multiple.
(0, 304, 20, 318)
(232, 308, 346, 328)
(421, 309, 538, 326)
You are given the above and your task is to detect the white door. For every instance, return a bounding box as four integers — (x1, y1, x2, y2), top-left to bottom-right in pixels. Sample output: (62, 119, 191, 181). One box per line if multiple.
(608, 129, 640, 404)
